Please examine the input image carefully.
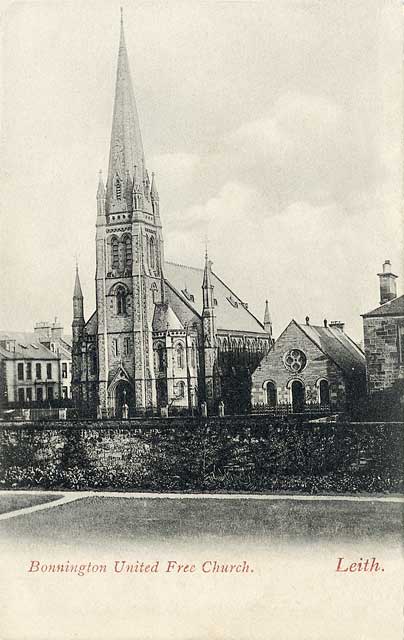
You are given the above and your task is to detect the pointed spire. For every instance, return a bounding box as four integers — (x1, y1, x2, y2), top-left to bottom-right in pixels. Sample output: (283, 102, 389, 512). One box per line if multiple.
(264, 300, 272, 335)
(106, 10, 145, 209)
(202, 250, 214, 310)
(74, 264, 83, 299)
(97, 170, 105, 198)
(150, 172, 159, 200)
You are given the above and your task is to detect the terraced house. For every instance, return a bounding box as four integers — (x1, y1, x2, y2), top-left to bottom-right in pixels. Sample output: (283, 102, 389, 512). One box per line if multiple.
(0, 321, 72, 409)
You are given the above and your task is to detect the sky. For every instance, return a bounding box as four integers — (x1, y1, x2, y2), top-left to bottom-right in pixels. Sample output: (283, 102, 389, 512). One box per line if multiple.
(0, 0, 402, 341)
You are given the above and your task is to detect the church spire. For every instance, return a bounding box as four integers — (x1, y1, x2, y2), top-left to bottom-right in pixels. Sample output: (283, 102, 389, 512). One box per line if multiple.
(202, 249, 214, 310)
(106, 10, 145, 210)
(73, 264, 83, 300)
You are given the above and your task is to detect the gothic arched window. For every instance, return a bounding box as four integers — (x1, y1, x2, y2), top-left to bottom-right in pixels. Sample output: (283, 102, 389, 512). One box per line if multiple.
(191, 343, 196, 368)
(124, 234, 132, 269)
(176, 344, 184, 369)
(111, 237, 119, 270)
(176, 381, 185, 398)
(116, 286, 127, 315)
(115, 176, 122, 200)
(265, 381, 277, 407)
(149, 236, 156, 270)
(319, 379, 330, 405)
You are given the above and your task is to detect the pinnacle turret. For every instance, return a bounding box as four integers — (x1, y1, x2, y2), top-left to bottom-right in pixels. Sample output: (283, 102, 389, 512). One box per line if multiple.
(264, 299, 272, 336)
(202, 250, 214, 311)
(74, 265, 83, 299)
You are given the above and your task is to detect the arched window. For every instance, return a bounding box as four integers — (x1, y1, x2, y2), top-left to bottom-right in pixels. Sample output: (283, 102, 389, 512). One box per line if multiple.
(112, 338, 118, 357)
(319, 379, 330, 405)
(176, 381, 185, 398)
(89, 347, 97, 375)
(176, 344, 184, 368)
(111, 237, 119, 270)
(116, 286, 127, 315)
(265, 381, 277, 407)
(124, 235, 132, 270)
(115, 176, 122, 200)
(149, 236, 156, 270)
(156, 344, 165, 371)
(191, 343, 196, 368)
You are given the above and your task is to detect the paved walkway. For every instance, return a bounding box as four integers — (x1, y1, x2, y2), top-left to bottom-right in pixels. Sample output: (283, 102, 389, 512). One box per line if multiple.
(0, 489, 402, 521)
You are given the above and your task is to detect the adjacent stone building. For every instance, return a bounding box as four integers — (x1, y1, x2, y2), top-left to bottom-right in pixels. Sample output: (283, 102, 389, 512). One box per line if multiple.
(251, 318, 366, 413)
(72, 15, 271, 418)
(362, 261, 404, 398)
(0, 321, 72, 409)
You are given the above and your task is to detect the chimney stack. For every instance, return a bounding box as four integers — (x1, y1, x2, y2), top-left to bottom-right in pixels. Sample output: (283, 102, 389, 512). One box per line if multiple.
(34, 321, 51, 341)
(329, 320, 345, 332)
(377, 260, 398, 305)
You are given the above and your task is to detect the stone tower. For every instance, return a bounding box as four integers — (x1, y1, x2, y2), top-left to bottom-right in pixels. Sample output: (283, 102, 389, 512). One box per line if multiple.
(95, 13, 164, 415)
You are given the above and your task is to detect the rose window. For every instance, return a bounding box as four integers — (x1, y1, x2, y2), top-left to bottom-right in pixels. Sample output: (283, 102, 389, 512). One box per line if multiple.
(283, 349, 307, 373)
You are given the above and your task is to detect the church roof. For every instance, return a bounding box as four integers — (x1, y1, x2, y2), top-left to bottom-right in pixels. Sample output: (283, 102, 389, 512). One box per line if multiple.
(152, 303, 184, 332)
(362, 294, 404, 318)
(164, 261, 266, 334)
(295, 321, 365, 375)
(106, 12, 145, 206)
(84, 312, 98, 336)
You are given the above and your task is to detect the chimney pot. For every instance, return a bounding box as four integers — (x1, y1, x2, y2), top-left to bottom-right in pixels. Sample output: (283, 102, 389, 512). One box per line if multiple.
(324, 319, 328, 328)
(305, 316, 310, 325)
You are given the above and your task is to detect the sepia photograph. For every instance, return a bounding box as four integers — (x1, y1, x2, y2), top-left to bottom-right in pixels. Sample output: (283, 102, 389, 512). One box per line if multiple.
(0, 1, 403, 638)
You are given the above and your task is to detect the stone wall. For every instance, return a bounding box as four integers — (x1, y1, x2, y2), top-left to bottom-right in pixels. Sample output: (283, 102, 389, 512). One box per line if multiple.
(363, 316, 404, 393)
(0, 417, 402, 493)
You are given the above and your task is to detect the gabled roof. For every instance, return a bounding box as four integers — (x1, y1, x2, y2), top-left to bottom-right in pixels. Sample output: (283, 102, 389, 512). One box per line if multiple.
(164, 261, 266, 334)
(85, 312, 98, 335)
(0, 331, 71, 360)
(295, 321, 365, 375)
(152, 303, 184, 332)
(362, 294, 404, 318)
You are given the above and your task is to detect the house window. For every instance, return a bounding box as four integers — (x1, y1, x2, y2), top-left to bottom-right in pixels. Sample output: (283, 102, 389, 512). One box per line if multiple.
(62, 387, 68, 399)
(18, 388, 25, 403)
(62, 362, 68, 378)
(36, 387, 43, 402)
(319, 379, 330, 405)
(26, 388, 32, 402)
(17, 363, 24, 381)
(116, 286, 127, 315)
(124, 337, 131, 355)
(48, 387, 54, 401)
(47, 363, 52, 379)
(36, 363, 42, 379)
(26, 363, 32, 380)
(111, 237, 119, 270)
(176, 344, 184, 369)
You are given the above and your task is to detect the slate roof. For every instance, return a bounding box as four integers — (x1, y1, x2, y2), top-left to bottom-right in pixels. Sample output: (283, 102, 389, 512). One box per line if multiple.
(85, 312, 98, 335)
(0, 334, 60, 360)
(296, 321, 365, 375)
(152, 303, 184, 332)
(362, 294, 404, 318)
(164, 261, 266, 334)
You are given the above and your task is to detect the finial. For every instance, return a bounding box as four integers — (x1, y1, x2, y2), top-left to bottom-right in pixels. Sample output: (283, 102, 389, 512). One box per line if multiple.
(75, 253, 79, 272)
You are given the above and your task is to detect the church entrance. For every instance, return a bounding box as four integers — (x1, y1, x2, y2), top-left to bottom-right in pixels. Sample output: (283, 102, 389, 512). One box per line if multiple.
(291, 380, 305, 413)
(115, 381, 135, 418)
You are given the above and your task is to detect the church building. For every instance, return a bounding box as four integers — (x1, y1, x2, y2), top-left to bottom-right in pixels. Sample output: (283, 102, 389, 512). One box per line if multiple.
(72, 15, 271, 418)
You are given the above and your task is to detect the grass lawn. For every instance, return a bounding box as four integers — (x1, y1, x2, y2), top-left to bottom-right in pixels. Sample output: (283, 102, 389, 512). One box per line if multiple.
(0, 492, 61, 515)
(0, 495, 402, 547)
